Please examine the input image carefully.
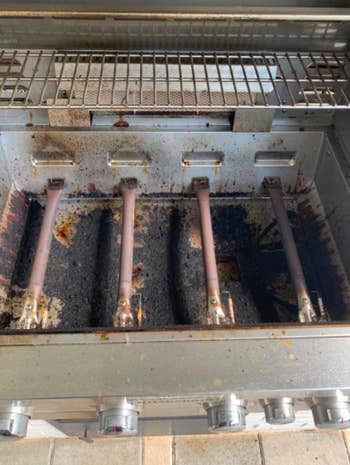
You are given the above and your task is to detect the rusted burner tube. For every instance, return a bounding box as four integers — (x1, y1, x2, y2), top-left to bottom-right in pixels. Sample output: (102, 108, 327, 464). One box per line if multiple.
(114, 178, 138, 327)
(265, 177, 316, 323)
(193, 178, 225, 325)
(20, 179, 64, 329)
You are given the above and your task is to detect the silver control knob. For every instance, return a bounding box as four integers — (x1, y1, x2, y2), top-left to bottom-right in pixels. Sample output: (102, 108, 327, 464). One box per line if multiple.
(311, 396, 350, 430)
(206, 394, 246, 433)
(0, 411, 29, 439)
(263, 398, 295, 425)
(99, 399, 138, 436)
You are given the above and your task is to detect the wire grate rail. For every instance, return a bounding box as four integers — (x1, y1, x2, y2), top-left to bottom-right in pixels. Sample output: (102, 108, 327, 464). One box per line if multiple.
(0, 50, 349, 110)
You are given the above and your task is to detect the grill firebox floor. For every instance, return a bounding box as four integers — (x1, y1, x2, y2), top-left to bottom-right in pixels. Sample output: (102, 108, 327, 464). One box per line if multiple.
(4, 196, 348, 329)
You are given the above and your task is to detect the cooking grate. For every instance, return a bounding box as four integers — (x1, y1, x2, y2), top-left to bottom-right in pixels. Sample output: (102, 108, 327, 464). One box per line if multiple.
(0, 50, 349, 110)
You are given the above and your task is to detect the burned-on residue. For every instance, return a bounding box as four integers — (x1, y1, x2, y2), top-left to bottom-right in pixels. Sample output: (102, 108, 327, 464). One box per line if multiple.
(1, 196, 348, 329)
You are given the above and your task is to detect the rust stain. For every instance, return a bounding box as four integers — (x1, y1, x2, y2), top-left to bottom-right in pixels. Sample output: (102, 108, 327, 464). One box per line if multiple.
(142, 158, 150, 174)
(114, 116, 129, 128)
(87, 183, 101, 194)
(99, 331, 110, 341)
(54, 200, 123, 247)
(132, 263, 145, 289)
(134, 204, 150, 234)
(39, 294, 49, 313)
(9, 285, 63, 329)
(188, 224, 201, 249)
(114, 211, 122, 222)
(54, 214, 78, 247)
(282, 339, 292, 349)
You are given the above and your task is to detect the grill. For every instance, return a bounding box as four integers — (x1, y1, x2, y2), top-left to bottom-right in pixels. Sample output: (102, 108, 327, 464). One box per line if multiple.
(0, 50, 349, 110)
(1, 2, 350, 439)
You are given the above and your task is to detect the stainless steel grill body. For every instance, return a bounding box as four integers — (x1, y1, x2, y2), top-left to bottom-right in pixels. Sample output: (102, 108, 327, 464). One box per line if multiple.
(0, 0, 350, 437)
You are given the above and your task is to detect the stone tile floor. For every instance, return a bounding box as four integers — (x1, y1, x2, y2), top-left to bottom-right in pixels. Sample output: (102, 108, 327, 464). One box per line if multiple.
(1, 431, 350, 465)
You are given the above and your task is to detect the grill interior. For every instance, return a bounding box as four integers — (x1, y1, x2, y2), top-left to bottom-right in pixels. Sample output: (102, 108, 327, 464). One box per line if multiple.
(1, 128, 350, 330)
(1, 1, 350, 434)
(5, 196, 347, 329)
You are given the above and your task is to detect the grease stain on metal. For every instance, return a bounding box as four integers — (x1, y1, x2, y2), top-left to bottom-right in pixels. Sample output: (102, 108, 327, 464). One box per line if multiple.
(282, 339, 292, 349)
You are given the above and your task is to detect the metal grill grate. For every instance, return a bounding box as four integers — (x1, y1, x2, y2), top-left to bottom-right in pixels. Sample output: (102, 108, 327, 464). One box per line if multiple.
(0, 51, 349, 110)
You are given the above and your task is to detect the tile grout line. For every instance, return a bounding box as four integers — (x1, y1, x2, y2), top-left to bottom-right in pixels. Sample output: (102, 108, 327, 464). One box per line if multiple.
(342, 431, 350, 465)
(258, 434, 266, 465)
(171, 436, 176, 465)
(140, 436, 144, 465)
(47, 438, 56, 465)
